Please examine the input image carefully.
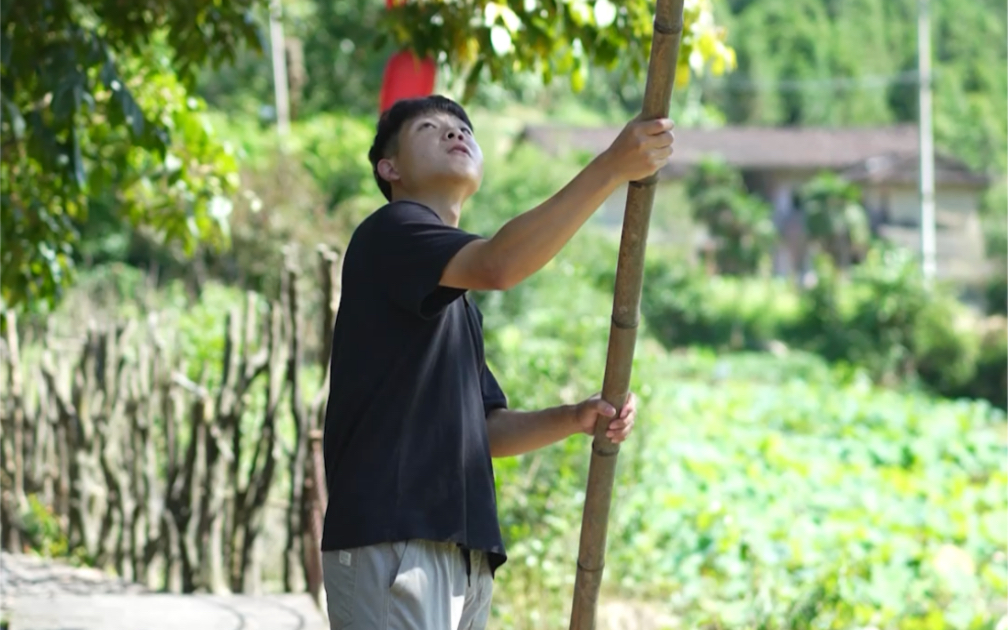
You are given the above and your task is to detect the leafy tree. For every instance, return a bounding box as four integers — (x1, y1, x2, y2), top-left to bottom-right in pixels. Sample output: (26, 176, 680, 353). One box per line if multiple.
(382, 0, 736, 99)
(195, 0, 393, 117)
(3, 0, 735, 311)
(1, 0, 262, 311)
(798, 172, 871, 269)
(686, 157, 775, 275)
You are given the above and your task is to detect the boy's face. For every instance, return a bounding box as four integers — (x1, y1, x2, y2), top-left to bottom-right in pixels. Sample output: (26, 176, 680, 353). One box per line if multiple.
(378, 111, 484, 200)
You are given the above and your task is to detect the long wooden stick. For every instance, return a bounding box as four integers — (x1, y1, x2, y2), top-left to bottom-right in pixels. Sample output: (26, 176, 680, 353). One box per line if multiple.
(568, 2, 686, 628)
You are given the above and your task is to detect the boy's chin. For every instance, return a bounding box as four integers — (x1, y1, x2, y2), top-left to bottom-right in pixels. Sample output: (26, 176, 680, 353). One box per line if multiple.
(434, 171, 482, 195)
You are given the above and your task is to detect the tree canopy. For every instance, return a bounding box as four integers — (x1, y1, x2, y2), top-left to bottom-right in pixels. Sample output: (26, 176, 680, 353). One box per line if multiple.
(381, 0, 736, 97)
(1, 0, 734, 312)
(1, 0, 262, 310)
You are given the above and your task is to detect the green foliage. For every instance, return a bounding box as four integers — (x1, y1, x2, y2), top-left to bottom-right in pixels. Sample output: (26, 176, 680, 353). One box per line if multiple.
(287, 114, 376, 212)
(477, 230, 1006, 628)
(1, 0, 261, 312)
(200, 111, 378, 295)
(812, 247, 980, 395)
(385, 0, 736, 100)
(20, 495, 70, 559)
(602, 370, 1005, 629)
(641, 258, 800, 350)
(808, 248, 999, 406)
(709, 0, 1008, 173)
(798, 172, 872, 267)
(195, 0, 395, 118)
(686, 157, 777, 275)
(969, 319, 1008, 410)
(830, 248, 934, 380)
(18, 494, 92, 566)
(463, 127, 583, 237)
(642, 245, 1006, 409)
(979, 180, 1007, 317)
(984, 276, 1006, 317)
(298, 0, 397, 116)
(980, 180, 1007, 251)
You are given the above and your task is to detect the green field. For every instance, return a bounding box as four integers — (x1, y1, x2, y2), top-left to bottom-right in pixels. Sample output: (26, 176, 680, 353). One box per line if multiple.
(491, 350, 1007, 629)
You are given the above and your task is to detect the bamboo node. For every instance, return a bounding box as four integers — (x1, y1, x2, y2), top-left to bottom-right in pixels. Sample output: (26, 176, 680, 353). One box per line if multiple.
(629, 174, 659, 187)
(653, 19, 684, 36)
(577, 560, 605, 573)
(612, 316, 639, 330)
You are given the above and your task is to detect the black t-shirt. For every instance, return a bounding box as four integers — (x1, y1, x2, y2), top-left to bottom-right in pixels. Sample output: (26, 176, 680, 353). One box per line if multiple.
(320, 200, 508, 574)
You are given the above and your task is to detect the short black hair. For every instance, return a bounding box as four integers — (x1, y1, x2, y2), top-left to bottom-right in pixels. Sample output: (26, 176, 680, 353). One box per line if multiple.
(368, 95, 474, 201)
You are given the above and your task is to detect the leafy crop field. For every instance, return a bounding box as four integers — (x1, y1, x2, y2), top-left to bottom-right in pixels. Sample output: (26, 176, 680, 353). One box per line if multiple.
(491, 350, 1007, 630)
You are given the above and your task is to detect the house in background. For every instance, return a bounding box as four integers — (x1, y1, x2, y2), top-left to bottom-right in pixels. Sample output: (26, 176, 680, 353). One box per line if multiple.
(517, 124, 992, 283)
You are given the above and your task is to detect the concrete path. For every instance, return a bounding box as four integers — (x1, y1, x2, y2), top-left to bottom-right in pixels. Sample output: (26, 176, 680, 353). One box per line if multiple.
(9, 594, 328, 630)
(1, 552, 328, 630)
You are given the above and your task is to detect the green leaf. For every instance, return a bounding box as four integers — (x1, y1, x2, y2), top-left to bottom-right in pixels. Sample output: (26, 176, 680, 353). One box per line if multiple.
(3, 99, 25, 139)
(0, 32, 11, 66)
(25, 112, 62, 173)
(70, 127, 85, 191)
(2, 0, 256, 311)
(51, 72, 81, 122)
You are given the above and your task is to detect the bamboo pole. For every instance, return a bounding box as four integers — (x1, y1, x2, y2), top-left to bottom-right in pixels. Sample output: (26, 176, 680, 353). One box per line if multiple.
(568, 1, 686, 628)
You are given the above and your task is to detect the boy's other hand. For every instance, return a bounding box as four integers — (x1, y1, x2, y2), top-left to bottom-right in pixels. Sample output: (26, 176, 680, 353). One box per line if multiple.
(573, 392, 638, 443)
(601, 117, 675, 184)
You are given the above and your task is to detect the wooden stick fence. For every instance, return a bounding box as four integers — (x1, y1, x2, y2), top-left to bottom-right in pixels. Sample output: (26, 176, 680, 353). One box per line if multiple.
(0, 245, 342, 599)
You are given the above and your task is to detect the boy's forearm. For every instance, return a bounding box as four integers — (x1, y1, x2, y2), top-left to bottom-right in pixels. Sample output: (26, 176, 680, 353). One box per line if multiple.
(486, 405, 580, 458)
(484, 153, 622, 288)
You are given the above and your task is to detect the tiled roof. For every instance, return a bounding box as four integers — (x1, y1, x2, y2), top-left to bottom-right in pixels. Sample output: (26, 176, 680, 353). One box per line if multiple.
(518, 124, 987, 187)
(841, 153, 989, 187)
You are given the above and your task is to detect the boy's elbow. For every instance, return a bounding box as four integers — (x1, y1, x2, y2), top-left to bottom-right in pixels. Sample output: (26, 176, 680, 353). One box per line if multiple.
(478, 255, 518, 291)
(485, 265, 518, 291)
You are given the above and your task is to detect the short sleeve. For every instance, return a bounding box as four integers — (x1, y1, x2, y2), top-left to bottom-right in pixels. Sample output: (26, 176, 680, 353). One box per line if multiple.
(481, 363, 508, 417)
(375, 202, 483, 318)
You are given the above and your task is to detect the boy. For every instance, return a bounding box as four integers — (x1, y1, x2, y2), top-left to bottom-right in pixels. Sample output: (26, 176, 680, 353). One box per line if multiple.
(321, 95, 674, 630)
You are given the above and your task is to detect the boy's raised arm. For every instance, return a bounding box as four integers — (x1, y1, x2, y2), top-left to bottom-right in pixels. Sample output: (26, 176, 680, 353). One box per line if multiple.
(440, 117, 675, 292)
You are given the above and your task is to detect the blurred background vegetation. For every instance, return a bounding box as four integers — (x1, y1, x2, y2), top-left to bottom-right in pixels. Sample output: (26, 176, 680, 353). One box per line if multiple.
(1, 0, 1006, 628)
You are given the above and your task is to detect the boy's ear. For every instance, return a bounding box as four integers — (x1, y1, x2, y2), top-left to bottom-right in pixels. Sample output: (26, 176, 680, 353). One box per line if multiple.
(377, 158, 400, 184)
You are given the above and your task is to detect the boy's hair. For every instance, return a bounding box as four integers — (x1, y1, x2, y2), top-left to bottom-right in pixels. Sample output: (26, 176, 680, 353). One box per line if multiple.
(368, 95, 474, 201)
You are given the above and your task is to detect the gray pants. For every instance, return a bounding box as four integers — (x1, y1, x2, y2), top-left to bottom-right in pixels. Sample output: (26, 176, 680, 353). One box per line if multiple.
(323, 539, 494, 630)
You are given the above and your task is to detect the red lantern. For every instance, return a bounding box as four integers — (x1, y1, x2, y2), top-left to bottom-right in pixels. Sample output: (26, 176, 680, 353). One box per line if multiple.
(380, 51, 437, 113)
(379, 0, 436, 113)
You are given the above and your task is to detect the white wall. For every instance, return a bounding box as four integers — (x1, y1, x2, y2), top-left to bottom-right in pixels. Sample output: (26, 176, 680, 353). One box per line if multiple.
(880, 184, 979, 227)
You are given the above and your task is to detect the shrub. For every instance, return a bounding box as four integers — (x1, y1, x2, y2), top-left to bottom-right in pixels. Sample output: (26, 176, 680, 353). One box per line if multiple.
(798, 171, 872, 267)
(640, 257, 800, 350)
(642, 245, 1006, 409)
(963, 317, 1008, 409)
(686, 157, 776, 276)
(984, 272, 1006, 316)
(841, 247, 949, 384)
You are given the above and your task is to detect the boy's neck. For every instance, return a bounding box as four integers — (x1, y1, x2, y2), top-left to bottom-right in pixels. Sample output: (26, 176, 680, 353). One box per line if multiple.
(392, 190, 465, 227)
